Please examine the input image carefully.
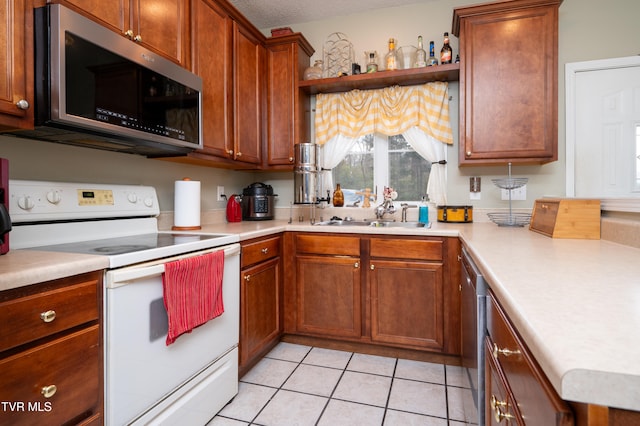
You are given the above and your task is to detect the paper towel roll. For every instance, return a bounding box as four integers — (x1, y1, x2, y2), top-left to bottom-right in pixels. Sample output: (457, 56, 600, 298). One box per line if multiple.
(173, 178, 201, 230)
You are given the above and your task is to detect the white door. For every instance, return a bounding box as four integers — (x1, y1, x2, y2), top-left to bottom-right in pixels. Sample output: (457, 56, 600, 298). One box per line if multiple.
(566, 56, 640, 200)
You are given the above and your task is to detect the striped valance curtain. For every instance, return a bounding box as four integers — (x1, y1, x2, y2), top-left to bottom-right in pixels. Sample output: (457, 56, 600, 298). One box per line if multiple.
(314, 82, 453, 146)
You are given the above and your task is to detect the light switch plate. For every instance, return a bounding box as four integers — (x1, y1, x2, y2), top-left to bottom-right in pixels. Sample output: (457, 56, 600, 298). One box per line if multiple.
(217, 186, 225, 201)
(501, 185, 526, 201)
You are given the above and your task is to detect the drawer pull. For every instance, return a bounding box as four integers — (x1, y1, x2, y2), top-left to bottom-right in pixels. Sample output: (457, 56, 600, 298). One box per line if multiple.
(491, 394, 507, 409)
(41, 385, 57, 398)
(490, 395, 515, 423)
(244, 275, 251, 282)
(494, 407, 515, 423)
(261, 248, 268, 254)
(493, 343, 521, 359)
(40, 310, 57, 323)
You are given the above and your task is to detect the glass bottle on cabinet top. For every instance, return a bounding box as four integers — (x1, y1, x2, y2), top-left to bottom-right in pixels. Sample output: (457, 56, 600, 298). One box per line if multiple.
(427, 41, 439, 66)
(440, 32, 452, 64)
(414, 36, 427, 68)
(385, 38, 399, 71)
(366, 52, 378, 73)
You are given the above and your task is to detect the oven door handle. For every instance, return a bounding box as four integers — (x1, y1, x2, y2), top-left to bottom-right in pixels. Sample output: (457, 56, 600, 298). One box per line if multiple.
(106, 244, 240, 288)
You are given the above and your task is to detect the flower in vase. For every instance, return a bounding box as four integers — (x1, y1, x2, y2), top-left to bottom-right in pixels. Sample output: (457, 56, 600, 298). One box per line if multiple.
(383, 187, 398, 202)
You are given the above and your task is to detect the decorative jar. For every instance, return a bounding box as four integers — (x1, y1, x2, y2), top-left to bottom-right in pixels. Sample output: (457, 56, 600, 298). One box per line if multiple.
(303, 60, 324, 80)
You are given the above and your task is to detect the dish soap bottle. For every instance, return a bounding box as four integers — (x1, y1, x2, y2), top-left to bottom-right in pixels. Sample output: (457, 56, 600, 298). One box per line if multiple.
(333, 184, 344, 207)
(418, 196, 429, 224)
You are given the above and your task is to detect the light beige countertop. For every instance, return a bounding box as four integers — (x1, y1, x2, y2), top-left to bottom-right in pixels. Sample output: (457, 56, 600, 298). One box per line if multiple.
(0, 250, 109, 292)
(2, 217, 639, 411)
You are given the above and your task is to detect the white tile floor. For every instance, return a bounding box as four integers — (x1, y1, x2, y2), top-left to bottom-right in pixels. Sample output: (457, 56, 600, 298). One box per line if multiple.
(208, 342, 476, 426)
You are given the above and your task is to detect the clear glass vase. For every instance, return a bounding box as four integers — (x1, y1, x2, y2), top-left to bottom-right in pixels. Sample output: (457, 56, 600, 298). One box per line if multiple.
(303, 60, 324, 80)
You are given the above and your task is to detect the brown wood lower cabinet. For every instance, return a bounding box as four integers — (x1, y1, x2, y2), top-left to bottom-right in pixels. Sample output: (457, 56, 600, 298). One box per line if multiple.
(283, 232, 460, 356)
(0, 272, 103, 425)
(486, 290, 573, 425)
(239, 235, 283, 375)
(296, 254, 362, 338)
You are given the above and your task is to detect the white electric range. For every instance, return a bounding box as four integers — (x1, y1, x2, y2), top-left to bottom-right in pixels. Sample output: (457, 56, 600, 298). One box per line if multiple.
(9, 179, 240, 426)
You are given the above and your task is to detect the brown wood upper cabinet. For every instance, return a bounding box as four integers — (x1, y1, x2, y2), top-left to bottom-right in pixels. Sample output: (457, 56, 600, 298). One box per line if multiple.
(52, 0, 190, 67)
(166, 0, 265, 169)
(453, 0, 562, 166)
(265, 34, 314, 169)
(0, 2, 33, 130)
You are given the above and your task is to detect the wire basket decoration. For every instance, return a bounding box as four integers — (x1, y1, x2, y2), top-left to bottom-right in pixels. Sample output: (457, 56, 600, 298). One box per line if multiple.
(323, 32, 355, 78)
(488, 163, 532, 227)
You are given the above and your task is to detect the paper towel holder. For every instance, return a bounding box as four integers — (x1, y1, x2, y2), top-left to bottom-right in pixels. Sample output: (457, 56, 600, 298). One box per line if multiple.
(172, 177, 202, 231)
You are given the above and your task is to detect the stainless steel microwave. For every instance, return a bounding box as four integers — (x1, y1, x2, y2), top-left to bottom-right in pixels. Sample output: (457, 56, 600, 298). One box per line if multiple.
(12, 4, 203, 157)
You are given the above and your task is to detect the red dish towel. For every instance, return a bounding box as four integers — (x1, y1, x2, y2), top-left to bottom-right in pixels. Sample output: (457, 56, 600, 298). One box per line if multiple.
(163, 250, 225, 346)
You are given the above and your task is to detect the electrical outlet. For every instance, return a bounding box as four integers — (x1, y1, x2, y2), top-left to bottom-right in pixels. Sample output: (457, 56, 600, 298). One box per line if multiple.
(216, 186, 225, 201)
(501, 185, 526, 201)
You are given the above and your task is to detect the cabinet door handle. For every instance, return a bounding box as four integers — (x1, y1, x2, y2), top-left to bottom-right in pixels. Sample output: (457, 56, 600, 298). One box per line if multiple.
(244, 275, 251, 282)
(370, 264, 375, 270)
(40, 310, 56, 323)
(124, 29, 134, 39)
(354, 262, 359, 268)
(227, 149, 234, 156)
(492, 343, 521, 358)
(466, 151, 472, 157)
(288, 157, 294, 162)
(134, 34, 142, 42)
(41, 385, 57, 398)
(261, 248, 268, 254)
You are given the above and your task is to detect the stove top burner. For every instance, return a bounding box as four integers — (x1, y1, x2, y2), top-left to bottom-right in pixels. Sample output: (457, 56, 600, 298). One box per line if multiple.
(31, 233, 231, 257)
(94, 245, 155, 255)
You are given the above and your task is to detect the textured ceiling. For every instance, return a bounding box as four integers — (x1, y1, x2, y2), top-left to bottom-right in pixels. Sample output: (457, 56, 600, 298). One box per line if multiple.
(228, 0, 428, 29)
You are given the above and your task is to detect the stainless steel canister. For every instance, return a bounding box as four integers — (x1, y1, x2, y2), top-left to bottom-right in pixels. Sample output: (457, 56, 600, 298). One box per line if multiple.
(294, 143, 319, 204)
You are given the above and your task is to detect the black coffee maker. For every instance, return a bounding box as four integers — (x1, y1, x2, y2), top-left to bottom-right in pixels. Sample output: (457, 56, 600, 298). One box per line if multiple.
(0, 158, 11, 254)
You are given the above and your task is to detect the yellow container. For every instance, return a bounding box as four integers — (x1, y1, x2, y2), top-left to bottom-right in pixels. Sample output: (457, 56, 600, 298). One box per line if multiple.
(437, 205, 473, 223)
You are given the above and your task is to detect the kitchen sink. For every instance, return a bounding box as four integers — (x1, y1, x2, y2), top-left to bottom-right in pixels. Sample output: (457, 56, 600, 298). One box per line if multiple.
(313, 219, 428, 228)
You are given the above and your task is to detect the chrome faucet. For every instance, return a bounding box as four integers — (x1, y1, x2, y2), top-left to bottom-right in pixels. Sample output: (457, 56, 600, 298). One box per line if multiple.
(374, 199, 396, 220)
(400, 203, 417, 222)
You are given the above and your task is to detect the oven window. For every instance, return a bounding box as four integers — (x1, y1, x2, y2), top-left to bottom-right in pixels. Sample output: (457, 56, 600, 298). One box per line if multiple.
(64, 32, 200, 144)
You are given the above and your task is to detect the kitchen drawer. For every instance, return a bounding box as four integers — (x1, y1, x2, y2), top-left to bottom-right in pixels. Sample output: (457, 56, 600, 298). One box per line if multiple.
(242, 235, 281, 268)
(295, 234, 360, 256)
(485, 337, 521, 425)
(0, 276, 100, 352)
(0, 325, 101, 426)
(370, 237, 443, 261)
(487, 293, 573, 425)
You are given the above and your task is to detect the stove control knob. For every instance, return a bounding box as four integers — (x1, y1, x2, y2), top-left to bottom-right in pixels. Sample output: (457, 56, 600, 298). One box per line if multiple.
(144, 197, 154, 208)
(46, 190, 62, 205)
(18, 196, 35, 211)
(127, 193, 138, 203)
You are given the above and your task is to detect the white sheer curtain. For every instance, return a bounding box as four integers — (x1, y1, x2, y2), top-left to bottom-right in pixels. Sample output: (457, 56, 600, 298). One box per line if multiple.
(320, 134, 359, 196)
(402, 127, 448, 205)
(314, 82, 453, 204)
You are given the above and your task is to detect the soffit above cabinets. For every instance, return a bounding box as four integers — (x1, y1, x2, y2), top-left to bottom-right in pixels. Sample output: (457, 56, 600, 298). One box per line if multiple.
(228, 0, 438, 29)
